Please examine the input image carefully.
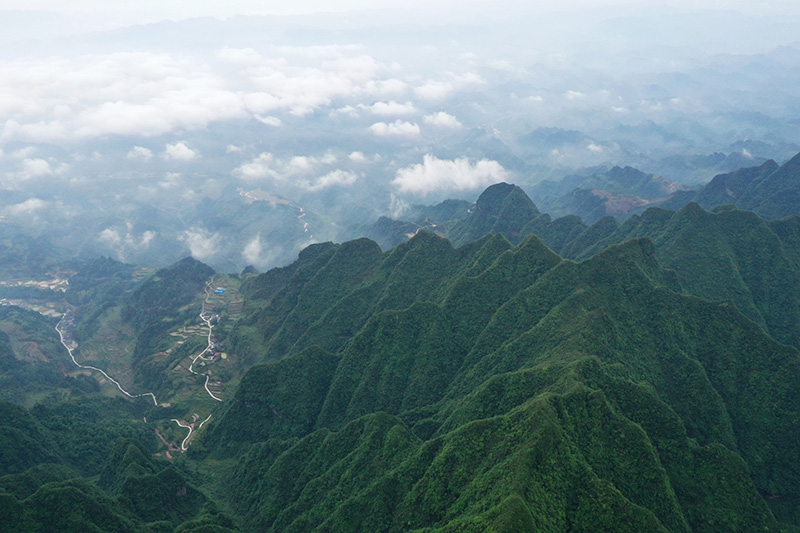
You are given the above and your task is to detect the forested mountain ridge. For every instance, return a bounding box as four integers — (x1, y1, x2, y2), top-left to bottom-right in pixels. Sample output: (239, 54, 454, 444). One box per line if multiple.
(355, 152, 800, 261)
(417, 182, 800, 349)
(201, 231, 800, 531)
(573, 202, 800, 348)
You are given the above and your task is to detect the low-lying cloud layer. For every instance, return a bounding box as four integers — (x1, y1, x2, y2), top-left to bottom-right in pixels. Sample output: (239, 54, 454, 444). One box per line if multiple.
(181, 228, 222, 261)
(0, 46, 482, 144)
(233, 151, 360, 192)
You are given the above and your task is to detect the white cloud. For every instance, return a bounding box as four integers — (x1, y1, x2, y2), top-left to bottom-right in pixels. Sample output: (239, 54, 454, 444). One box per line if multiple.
(242, 234, 263, 265)
(587, 143, 604, 153)
(389, 193, 410, 219)
(226, 144, 242, 153)
(393, 155, 508, 196)
(414, 81, 453, 100)
(363, 79, 408, 98)
(566, 90, 586, 100)
(413, 73, 482, 102)
(423, 112, 462, 129)
(348, 151, 366, 163)
(5, 198, 48, 216)
(454, 72, 485, 85)
(141, 230, 156, 247)
(289, 155, 314, 173)
(255, 115, 282, 127)
(97, 226, 156, 261)
(127, 146, 153, 160)
(99, 228, 122, 246)
(181, 228, 221, 261)
(368, 100, 416, 116)
(241, 233, 283, 269)
(12, 157, 67, 182)
(307, 169, 359, 191)
(234, 152, 340, 182)
(216, 47, 264, 68)
(330, 105, 359, 118)
(368, 120, 420, 138)
(1, 119, 68, 143)
(10, 147, 37, 159)
(158, 172, 182, 189)
(19, 158, 54, 179)
(234, 152, 278, 181)
(163, 141, 197, 161)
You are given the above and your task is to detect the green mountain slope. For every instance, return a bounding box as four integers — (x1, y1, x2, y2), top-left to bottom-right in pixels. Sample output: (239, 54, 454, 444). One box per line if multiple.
(201, 233, 800, 531)
(430, 183, 800, 351)
(575, 203, 800, 348)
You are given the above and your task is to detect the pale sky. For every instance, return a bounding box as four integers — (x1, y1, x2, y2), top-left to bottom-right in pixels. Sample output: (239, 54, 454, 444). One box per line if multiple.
(4, 0, 800, 31)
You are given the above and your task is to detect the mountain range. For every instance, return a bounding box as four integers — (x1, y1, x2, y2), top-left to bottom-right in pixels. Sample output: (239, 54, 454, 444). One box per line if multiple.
(3, 167, 800, 530)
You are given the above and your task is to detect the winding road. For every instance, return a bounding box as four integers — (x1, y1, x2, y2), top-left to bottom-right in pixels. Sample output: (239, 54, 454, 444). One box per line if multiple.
(55, 317, 158, 406)
(171, 413, 213, 451)
(187, 281, 224, 402)
(54, 276, 227, 451)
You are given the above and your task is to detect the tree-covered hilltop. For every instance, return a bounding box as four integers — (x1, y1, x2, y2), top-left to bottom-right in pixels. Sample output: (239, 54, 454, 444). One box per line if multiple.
(200, 232, 800, 531)
(0, 307, 97, 407)
(122, 256, 214, 334)
(67, 256, 148, 343)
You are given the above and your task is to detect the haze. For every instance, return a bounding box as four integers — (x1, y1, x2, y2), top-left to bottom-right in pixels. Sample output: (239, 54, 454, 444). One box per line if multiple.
(1, 1, 798, 271)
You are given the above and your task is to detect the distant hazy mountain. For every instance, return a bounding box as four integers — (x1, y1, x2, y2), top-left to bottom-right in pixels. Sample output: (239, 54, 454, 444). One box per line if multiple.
(692, 152, 800, 218)
(340, 199, 473, 251)
(531, 166, 692, 223)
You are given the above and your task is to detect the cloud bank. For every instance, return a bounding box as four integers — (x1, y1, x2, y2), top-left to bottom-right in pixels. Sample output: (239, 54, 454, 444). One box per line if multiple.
(423, 111, 462, 129)
(369, 120, 420, 138)
(393, 155, 508, 195)
(163, 141, 198, 161)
